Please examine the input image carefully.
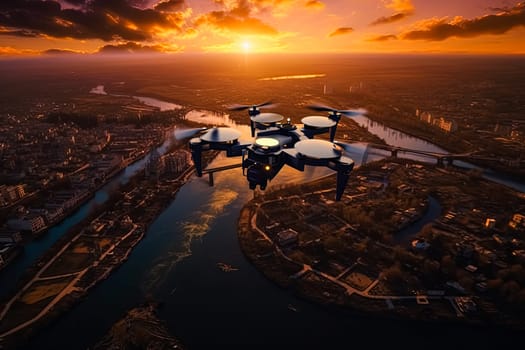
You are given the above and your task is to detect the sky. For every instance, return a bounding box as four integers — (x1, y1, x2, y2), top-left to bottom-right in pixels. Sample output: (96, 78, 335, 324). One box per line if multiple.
(0, 0, 524, 56)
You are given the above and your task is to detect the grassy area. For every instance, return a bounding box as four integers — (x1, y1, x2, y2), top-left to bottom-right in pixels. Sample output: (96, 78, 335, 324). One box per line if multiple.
(343, 272, 374, 291)
(0, 276, 74, 333)
(20, 280, 70, 305)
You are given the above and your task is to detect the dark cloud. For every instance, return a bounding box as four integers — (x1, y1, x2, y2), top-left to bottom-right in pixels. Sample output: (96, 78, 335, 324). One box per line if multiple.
(97, 41, 167, 53)
(154, 0, 186, 12)
(0, 28, 40, 37)
(371, 12, 409, 26)
(305, 0, 325, 10)
(402, 2, 525, 41)
(0, 0, 188, 42)
(329, 27, 353, 37)
(42, 48, 81, 54)
(62, 0, 88, 5)
(367, 34, 397, 42)
(196, 1, 279, 36)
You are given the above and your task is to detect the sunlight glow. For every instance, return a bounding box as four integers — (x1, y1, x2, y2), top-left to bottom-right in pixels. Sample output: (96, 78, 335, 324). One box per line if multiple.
(241, 41, 251, 53)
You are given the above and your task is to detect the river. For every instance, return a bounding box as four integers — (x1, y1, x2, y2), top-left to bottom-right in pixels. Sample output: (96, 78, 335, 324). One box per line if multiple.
(12, 98, 525, 349)
(0, 131, 175, 298)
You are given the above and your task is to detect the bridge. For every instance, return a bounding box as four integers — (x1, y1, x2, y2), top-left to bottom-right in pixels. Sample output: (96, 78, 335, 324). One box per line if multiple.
(202, 163, 243, 185)
(361, 143, 508, 166)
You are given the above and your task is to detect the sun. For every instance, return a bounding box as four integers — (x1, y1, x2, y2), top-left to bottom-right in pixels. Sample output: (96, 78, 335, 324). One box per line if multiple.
(241, 40, 252, 53)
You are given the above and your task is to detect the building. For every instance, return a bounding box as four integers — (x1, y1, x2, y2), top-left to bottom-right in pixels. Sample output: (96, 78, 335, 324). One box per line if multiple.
(419, 111, 433, 124)
(419, 111, 458, 133)
(276, 228, 299, 248)
(145, 148, 164, 179)
(484, 218, 496, 229)
(435, 117, 458, 133)
(163, 151, 191, 175)
(0, 228, 23, 244)
(8, 214, 46, 234)
(509, 213, 525, 230)
(0, 184, 25, 205)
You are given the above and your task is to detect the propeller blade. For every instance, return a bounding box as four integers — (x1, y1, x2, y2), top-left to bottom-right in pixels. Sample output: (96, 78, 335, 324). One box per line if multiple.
(174, 127, 206, 140)
(307, 104, 367, 116)
(307, 104, 336, 113)
(228, 104, 251, 111)
(255, 101, 275, 108)
(339, 108, 367, 116)
(228, 101, 276, 111)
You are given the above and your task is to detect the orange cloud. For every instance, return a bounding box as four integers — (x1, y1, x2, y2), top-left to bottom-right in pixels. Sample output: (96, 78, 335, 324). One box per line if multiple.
(367, 34, 397, 42)
(401, 3, 525, 41)
(196, 11, 278, 36)
(371, 12, 410, 26)
(385, 0, 414, 13)
(329, 27, 353, 37)
(371, 0, 414, 26)
(305, 0, 325, 10)
(196, 1, 281, 36)
(0, 46, 38, 55)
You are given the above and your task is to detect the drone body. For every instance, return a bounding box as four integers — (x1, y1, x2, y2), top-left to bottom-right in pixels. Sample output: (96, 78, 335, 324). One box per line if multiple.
(188, 103, 365, 200)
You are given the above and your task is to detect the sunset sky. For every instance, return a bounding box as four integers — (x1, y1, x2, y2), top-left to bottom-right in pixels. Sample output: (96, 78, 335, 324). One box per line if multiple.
(0, 0, 524, 56)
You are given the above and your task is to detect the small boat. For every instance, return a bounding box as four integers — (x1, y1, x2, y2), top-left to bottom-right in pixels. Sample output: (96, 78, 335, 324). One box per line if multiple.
(217, 262, 239, 272)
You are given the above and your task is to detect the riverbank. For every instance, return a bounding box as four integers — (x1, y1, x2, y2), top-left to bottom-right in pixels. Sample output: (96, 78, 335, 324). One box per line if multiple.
(0, 150, 198, 349)
(237, 158, 525, 332)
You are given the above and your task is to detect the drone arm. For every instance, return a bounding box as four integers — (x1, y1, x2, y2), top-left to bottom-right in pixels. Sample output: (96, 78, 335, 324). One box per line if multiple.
(284, 150, 354, 201)
(328, 114, 341, 142)
(330, 156, 354, 201)
(282, 149, 305, 172)
(189, 138, 204, 177)
(226, 142, 251, 157)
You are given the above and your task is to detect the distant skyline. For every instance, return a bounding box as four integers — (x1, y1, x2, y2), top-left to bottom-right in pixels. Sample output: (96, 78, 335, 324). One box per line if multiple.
(0, 0, 524, 56)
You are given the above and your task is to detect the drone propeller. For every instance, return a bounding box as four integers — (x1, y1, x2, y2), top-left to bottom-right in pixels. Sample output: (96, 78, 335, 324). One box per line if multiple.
(251, 112, 284, 124)
(200, 127, 241, 143)
(301, 116, 336, 129)
(174, 127, 207, 140)
(228, 101, 276, 111)
(307, 104, 366, 117)
(295, 139, 343, 160)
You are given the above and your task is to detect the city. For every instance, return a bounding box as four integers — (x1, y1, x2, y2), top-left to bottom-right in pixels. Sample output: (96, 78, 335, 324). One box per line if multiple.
(1, 1, 525, 349)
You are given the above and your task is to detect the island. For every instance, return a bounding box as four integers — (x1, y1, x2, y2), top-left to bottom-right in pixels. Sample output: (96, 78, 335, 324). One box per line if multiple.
(92, 303, 185, 350)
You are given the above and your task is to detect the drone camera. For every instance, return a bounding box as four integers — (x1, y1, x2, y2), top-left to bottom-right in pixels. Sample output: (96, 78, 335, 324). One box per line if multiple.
(246, 163, 270, 190)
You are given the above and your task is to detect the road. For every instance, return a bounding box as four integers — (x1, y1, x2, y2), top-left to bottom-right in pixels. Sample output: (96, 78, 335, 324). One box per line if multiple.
(249, 197, 465, 312)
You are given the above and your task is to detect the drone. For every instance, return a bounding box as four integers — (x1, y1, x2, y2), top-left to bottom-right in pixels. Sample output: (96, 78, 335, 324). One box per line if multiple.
(183, 101, 366, 201)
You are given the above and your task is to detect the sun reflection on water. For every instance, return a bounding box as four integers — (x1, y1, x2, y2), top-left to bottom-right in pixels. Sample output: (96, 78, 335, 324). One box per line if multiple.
(141, 189, 238, 293)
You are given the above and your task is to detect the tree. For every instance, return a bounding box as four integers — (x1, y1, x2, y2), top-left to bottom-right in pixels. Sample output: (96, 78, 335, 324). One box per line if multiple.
(440, 255, 456, 278)
(423, 259, 440, 275)
(383, 263, 403, 283)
